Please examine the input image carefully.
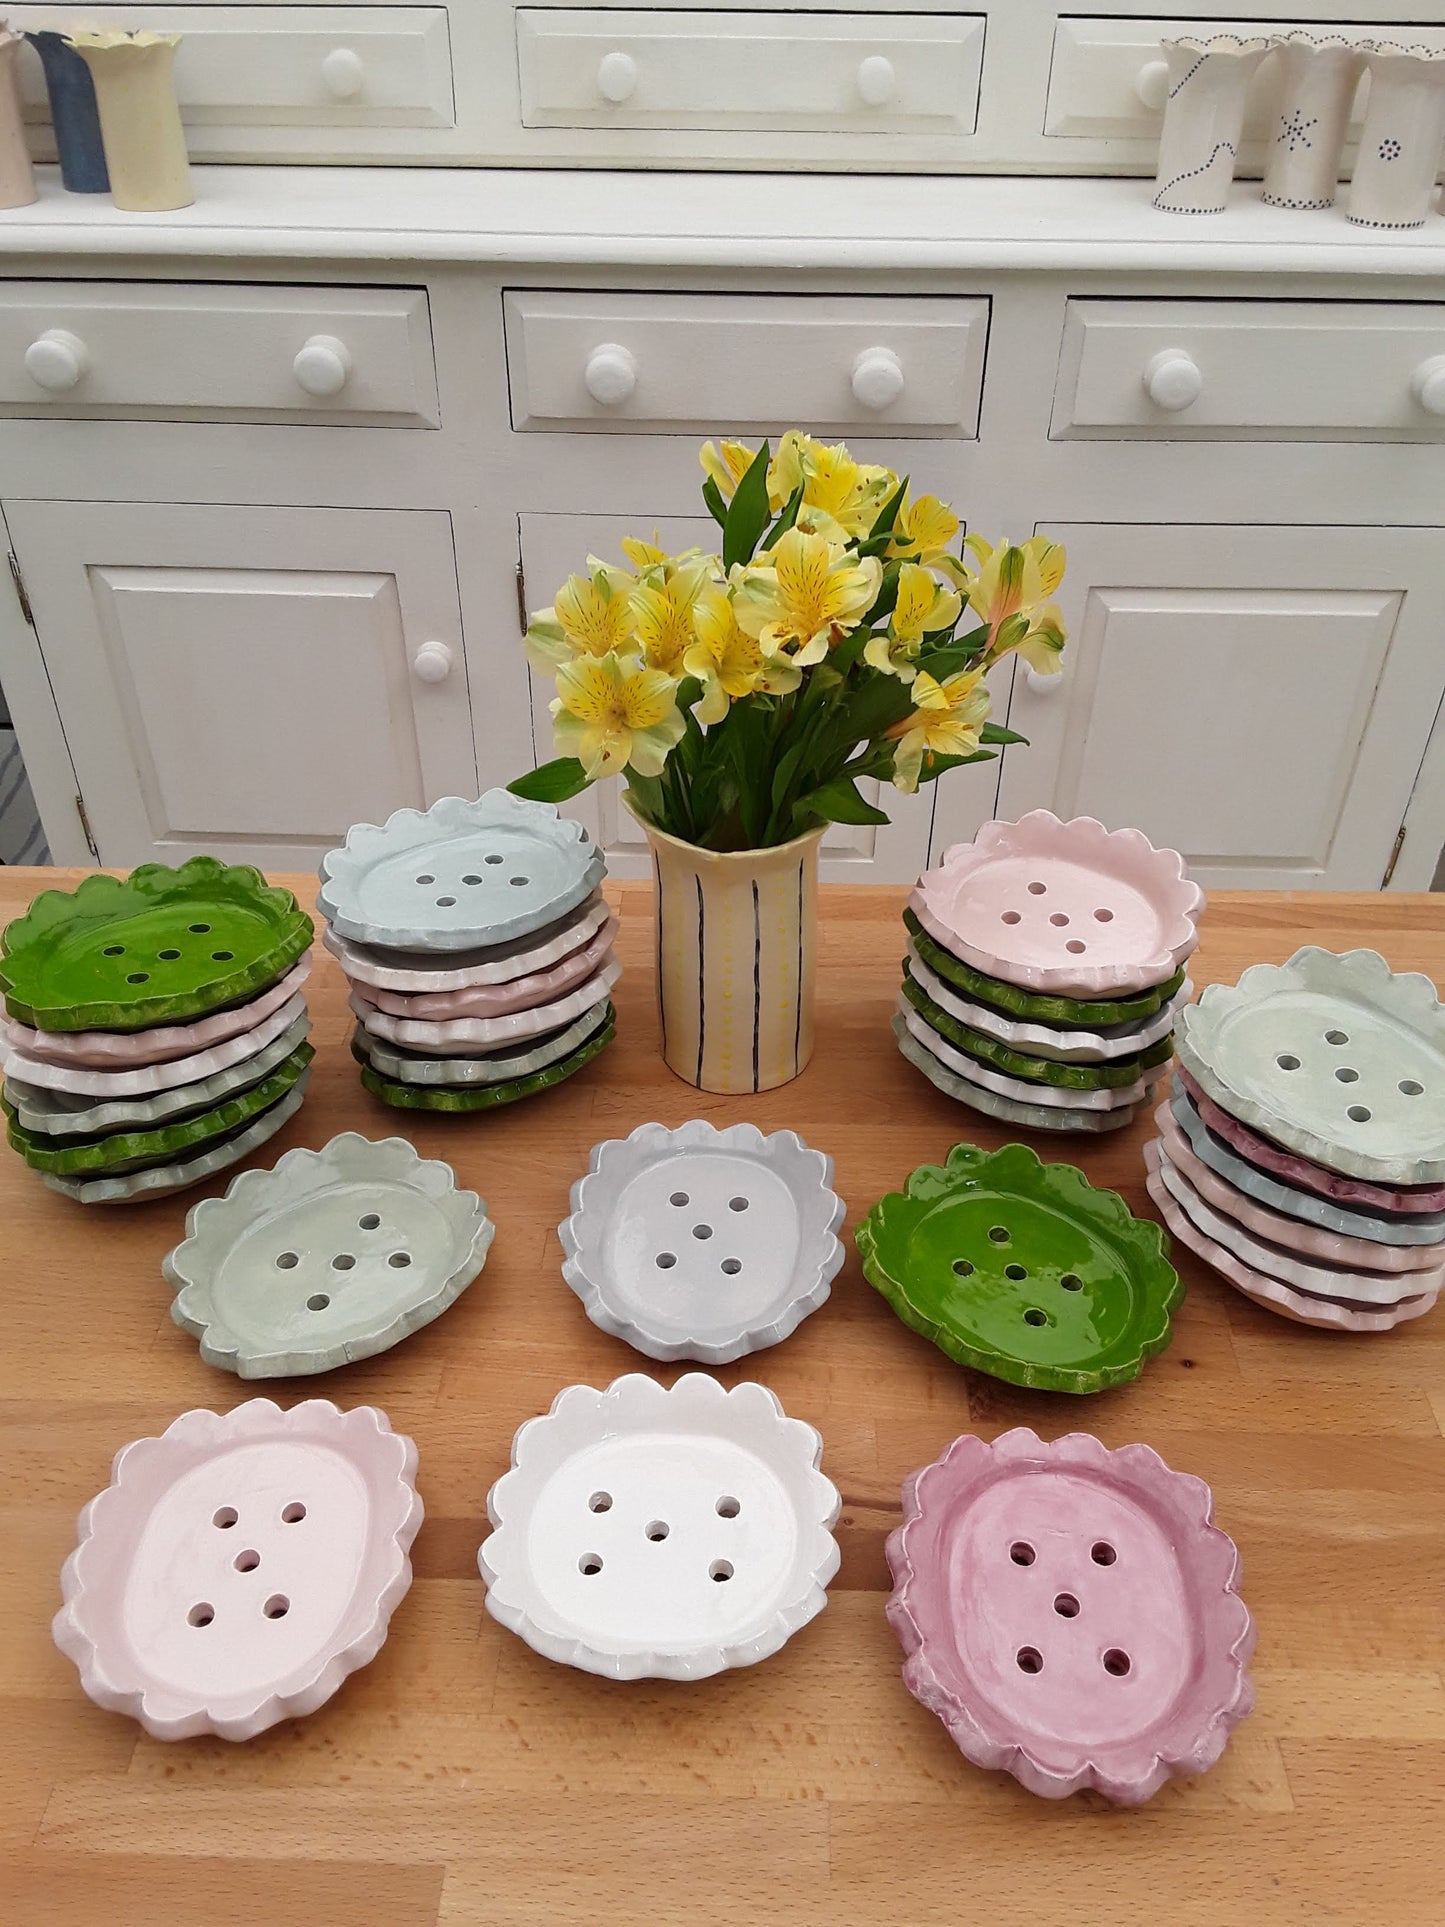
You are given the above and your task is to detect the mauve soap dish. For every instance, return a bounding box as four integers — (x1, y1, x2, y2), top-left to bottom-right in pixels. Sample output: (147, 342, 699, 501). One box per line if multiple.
(886, 1427, 1255, 1803)
(53, 1398, 422, 1740)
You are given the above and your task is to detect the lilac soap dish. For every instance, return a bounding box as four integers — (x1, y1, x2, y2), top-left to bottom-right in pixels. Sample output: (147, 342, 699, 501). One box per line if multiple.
(165, 1132, 494, 1377)
(559, 1120, 845, 1363)
(349, 959, 621, 1051)
(479, 1373, 840, 1680)
(886, 1427, 1255, 1803)
(52, 1398, 422, 1741)
(911, 812, 1204, 998)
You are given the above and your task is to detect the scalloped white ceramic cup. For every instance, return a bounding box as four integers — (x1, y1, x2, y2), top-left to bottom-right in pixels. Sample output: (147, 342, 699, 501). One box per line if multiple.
(479, 1373, 841, 1680)
(560, 1120, 845, 1363)
(911, 812, 1204, 997)
(53, 1398, 422, 1740)
(165, 1132, 495, 1377)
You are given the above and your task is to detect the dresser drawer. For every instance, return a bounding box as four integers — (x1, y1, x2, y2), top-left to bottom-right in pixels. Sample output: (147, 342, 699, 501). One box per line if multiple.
(505, 291, 989, 435)
(516, 9, 984, 134)
(12, 6, 454, 160)
(0, 285, 439, 426)
(1053, 301, 1445, 441)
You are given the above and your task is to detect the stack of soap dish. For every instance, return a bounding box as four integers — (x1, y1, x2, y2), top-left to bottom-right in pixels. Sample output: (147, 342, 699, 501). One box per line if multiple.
(1147, 947, 1445, 1332)
(0, 859, 313, 1202)
(898, 812, 1202, 1134)
(318, 791, 619, 1111)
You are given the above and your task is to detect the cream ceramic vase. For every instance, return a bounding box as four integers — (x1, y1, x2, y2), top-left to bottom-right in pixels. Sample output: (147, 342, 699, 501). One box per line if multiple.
(72, 32, 193, 212)
(638, 809, 824, 1094)
(1153, 35, 1271, 213)
(1262, 34, 1366, 211)
(1347, 43, 1445, 230)
(0, 32, 37, 210)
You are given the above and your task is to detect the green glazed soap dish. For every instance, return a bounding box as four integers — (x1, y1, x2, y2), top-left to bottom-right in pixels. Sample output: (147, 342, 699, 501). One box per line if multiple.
(903, 913, 1186, 1027)
(900, 971, 1174, 1090)
(0, 858, 313, 1033)
(353, 1012, 616, 1111)
(856, 1141, 1183, 1393)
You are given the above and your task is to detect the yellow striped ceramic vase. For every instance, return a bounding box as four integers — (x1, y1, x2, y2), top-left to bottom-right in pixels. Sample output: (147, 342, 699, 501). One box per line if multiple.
(640, 813, 824, 1094)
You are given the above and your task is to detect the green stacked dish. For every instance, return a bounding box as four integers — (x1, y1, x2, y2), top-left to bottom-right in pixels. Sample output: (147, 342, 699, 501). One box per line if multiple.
(0, 858, 314, 1202)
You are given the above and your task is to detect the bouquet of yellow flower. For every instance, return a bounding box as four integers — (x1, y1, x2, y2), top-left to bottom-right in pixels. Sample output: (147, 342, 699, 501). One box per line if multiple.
(512, 432, 1066, 852)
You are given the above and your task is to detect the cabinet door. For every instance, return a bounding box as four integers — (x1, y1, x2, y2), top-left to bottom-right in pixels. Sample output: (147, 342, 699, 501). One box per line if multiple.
(519, 511, 936, 883)
(3, 501, 474, 869)
(993, 523, 1445, 891)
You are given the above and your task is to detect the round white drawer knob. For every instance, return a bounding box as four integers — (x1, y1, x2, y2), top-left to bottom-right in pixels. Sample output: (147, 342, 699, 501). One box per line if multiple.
(293, 335, 353, 398)
(1025, 665, 1065, 694)
(851, 346, 905, 411)
(584, 342, 637, 407)
(24, 328, 89, 393)
(1409, 355, 1445, 417)
(1143, 348, 1203, 412)
(321, 48, 366, 101)
(412, 641, 454, 684)
(857, 55, 896, 108)
(1135, 59, 1170, 112)
(597, 51, 638, 103)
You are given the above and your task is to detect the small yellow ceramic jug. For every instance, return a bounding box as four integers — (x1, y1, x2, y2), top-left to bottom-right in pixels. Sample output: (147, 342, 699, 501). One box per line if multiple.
(70, 30, 193, 212)
(0, 28, 38, 209)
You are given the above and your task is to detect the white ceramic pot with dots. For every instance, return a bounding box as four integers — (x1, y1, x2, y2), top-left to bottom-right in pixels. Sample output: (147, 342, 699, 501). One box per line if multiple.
(1152, 34, 1271, 213)
(52, 1399, 422, 1740)
(1262, 33, 1366, 211)
(479, 1373, 841, 1680)
(1347, 42, 1445, 230)
(559, 1119, 846, 1363)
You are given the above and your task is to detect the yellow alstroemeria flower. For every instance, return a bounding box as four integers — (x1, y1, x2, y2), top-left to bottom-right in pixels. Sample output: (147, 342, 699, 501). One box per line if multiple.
(683, 584, 799, 723)
(863, 563, 963, 681)
(629, 554, 712, 678)
(771, 431, 898, 543)
(732, 528, 882, 668)
(525, 565, 637, 673)
(551, 652, 685, 780)
(885, 667, 991, 794)
(619, 534, 670, 572)
(889, 492, 962, 566)
(700, 439, 769, 506)
(947, 533, 1067, 640)
(988, 602, 1067, 677)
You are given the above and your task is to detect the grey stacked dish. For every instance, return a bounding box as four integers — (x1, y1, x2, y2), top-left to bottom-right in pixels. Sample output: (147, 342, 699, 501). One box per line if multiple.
(319, 791, 619, 1113)
(1145, 947, 1445, 1333)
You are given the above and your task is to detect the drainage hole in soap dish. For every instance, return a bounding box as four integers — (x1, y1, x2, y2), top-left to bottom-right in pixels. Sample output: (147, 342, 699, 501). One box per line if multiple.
(716, 1496, 740, 1518)
(1060, 1273, 1083, 1292)
(645, 1520, 670, 1543)
(435, 896, 456, 908)
(952, 1259, 974, 1276)
(211, 950, 234, 962)
(1066, 940, 1087, 954)
(275, 1251, 299, 1270)
(579, 1554, 603, 1576)
(710, 1560, 733, 1583)
(510, 876, 530, 888)
(281, 1502, 306, 1524)
(1277, 1054, 1300, 1071)
(485, 853, 503, 866)
(588, 1491, 612, 1513)
(1103, 1648, 1131, 1676)
(359, 1213, 381, 1231)
(102, 944, 124, 956)
(213, 1507, 238, 1530)
(670, 1191, 690, 1207)
(1009, 1541, 1035, 1566)
(415, 874, 434, 885)
(1335, 1067, 1359, 1084)
(1049, 913, 1070, 927)
(1347, 1105, 1371, 1123)
(1094, 908, 1114, 922)
(187, 1603, 215, 1628)
(263, 1595, 290, 1620)
(988, 1226, 1010, 1245)
(693, 1224, 713, 1241)
(1023, 1308, 1049, 1327)
(388, 1252, 412, 1268)
(462, 874, 482, 886)
(126, 972, 149, 984)
(158, 948, 181, 961)
(1053, 1593, 1080, 1618)
(1400, 1080, 1424, 1096)
(1005, 1263, 1027, 1282)
(1091, 1541, 1117, 1566)
(1325, 1030, 1349, 1046)
(234, 1549, 261, 1573)
(656, 1252, 677, 1269)
(307, 1293, 331, 1312)
(729, 1196, 749, 1212)
(1001, 910, 1022, 925)
(1016, 1647, 1044, 1674)
(721, 1257, 742, 1275)
(332, 1253, 356, 1270)
(188, 923, 211, 935)
(1027, 881, 1047, 896)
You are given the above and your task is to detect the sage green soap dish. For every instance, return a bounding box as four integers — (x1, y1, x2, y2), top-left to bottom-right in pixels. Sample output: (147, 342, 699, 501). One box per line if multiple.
(903, 912, 1186, 1027)
(894, 1017, 1148, 1133)
(354, 1012, 616, 1111)
(5, 1045, 313, 1178)
(0, 858, 313, 1033)
(900, 972, 1174, 1090)
(856, 1141, 1183, 1393)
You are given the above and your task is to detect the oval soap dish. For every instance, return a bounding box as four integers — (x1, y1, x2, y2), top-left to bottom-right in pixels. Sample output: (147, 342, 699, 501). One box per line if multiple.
(479, 1373, 840, 1680)
(886, 1427, 1255, 1802)
(52, 1398, 422, 1741)
(560, 1119, 845, 1363)
(41, 1077, 309, 1203)
(856, 1141, 1182, 1393)
(0, 957, 311, 1067)
(165, 1132, 494, 1377)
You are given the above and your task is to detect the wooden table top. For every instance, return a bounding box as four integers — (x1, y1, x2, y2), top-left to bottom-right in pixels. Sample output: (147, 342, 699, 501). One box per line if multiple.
(3, 870, 1443, 1927)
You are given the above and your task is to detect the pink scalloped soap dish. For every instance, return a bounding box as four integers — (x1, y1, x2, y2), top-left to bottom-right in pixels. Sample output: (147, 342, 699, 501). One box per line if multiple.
(886, 1427, 1255, 1803)
(52, 1398, 422, 1741)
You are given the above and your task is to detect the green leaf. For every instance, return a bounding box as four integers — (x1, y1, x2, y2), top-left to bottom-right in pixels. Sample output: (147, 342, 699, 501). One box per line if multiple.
(796, 776, 891, 827)
(855, 477, 910, 556)
(722, 442, 773, 572)
(759, 482, 805, 555)
(675, 674, 705, 715)
(861, 561, 901, 629)
(981, 721, 1028, 746)
(508, 758, 592, 804)
(702, 475, 729, 532)
(831, 628, 874, 677)
(913, 749, 997, 784)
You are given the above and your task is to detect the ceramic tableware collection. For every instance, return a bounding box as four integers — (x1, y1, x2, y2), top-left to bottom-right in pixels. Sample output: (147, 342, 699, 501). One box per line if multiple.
(317, 790, 620, 1111)
(0, 858, 314, 1201)
(1146, 948, 1445, 1332)
(897, 812, 1202, 1132)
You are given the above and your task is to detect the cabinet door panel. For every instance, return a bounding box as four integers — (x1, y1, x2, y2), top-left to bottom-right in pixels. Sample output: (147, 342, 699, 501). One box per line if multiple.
(995, 524, 1445, 891)
(3, 501, 473, 868)
(519, 511, 936, 883)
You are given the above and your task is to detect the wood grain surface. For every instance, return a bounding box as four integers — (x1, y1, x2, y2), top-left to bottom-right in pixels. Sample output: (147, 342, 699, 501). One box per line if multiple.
(3, 871, 1443, 1927)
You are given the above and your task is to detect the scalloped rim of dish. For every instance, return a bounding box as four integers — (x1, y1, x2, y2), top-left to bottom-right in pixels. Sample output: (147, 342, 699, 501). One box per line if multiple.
(0, 857, 313, 1033)
(0, 996, 310, 1099)
(2, 955, 312, 1067)
(894, 1016, 1145, 1132)
(351, 999, 611, 1086)
(856, 1140, 1182, 1394)
(164, 1132, 495, 1377)
(906, 945, 1189, 1063)
(885, 1426, 1256, 1803)
(351, 959, 621, 1051)
(559, 1120, 846, 1364)
(40, 1077, 309, 1202)
(1177, 947, 1445, 1184)
(901, 971, 1174, 1089)
(354, 1013, 615, 1111)
(1145, 1155, 1438, 1333)
(317, 793, 604, 951)
(51, 1398, 421, 1741)
(478, 1373, 841, 1680)
(1161, 33, 1270, 55)
(323, 894, 611, 993)
(899, 1002, 1165, 1110)
(356, 915, 618, 1020)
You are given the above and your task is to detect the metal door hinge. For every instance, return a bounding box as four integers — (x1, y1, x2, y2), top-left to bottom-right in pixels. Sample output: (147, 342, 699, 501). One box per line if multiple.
(8, 554, 33, 628)
(75, 794, 99, 862)
(515, 562, 528, 636)
(1381, 823, 1407, 889)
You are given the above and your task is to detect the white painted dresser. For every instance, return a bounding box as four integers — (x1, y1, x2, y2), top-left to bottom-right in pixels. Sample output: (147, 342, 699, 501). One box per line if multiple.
(0, 3, 1442, 890)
